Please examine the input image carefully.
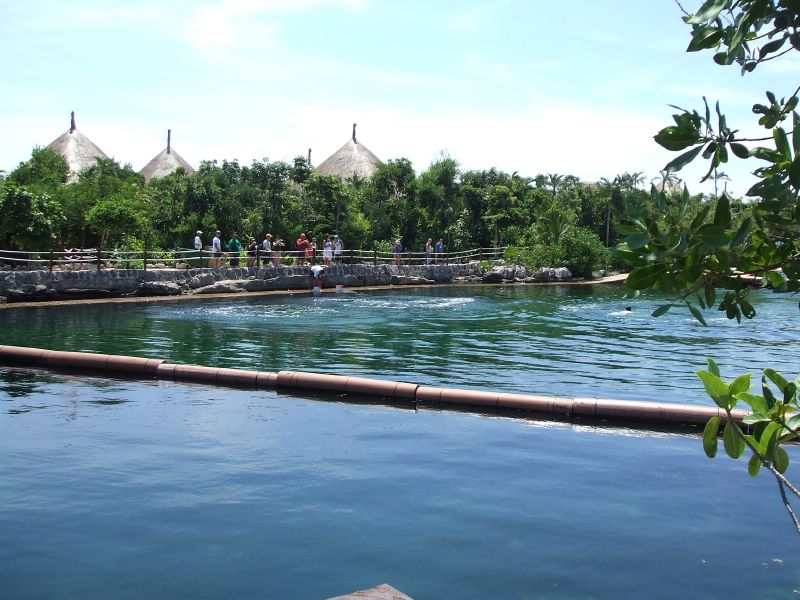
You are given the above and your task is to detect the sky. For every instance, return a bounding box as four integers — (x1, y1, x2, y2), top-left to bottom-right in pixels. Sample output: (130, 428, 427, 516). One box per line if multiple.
(1, 0, 796, 196)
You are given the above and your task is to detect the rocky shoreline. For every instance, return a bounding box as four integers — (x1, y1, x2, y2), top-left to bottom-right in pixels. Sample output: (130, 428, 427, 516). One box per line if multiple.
(0, 262, 580, 303)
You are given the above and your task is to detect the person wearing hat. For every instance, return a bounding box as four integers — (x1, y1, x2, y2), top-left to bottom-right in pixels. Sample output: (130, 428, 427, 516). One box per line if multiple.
(193, 230, 203, 267)
(212, 230, 223, 268)
(333, 234, 344, 264)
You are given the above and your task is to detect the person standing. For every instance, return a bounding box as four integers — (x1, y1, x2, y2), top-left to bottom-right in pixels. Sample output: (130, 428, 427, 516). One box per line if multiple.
(393, 239, 403, 266)
(273, 235, 285, 267)
(262, 233, 273, 267)
(228, 232, 242, 267)
(333, 235, 344, 264)
(212, 230, 222, 268)
(435, 238, 444, 264)
(246, 237, 258, 268)
(309, 237, 318, 265)
(322, 234, 333, 266)
(295, 233, 309, 265)
(194, 230, 203, 267)
(425, 238, 434, 264)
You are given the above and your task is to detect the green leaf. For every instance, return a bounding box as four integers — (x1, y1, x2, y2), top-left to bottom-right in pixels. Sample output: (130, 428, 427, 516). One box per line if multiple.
(793, 111, 800, 155)
(729, 217, 752, 249)
(655, 126, 699, 152)
(774, 127, 792, 160)
(626, 232, 651, 249)
(730, 373, 751, 398)
(706, 357, 720, 377)
(713, 193, 731, 228)
(697, 370, 730, 408)
(687, 0, 728, 24)
(697, 224, 729, 248)
(730, 142, 750, 158)
(723, 420, 745, 459)
(786, 413, 800, 431)
(664, 146, 704, 172)
(703, 416, 721, 458)
(687, 26, 724, 52)
(625, 263, 666, 290)
(748, 453, 762, 476)
(652, 304, 672, 317)
(737, 392, 768, 415)
(774, 447, 790, 474)
(765, 369, 789, 393)
(689, 304, 708, 326)
(704, 281, 716, 308)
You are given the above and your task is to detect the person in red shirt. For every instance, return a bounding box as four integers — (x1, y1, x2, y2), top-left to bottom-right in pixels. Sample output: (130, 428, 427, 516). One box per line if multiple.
(295, 233, 309, 265)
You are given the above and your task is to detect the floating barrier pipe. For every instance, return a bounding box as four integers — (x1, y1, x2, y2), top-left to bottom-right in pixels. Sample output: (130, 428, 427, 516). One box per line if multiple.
(0, 345, 746, 427)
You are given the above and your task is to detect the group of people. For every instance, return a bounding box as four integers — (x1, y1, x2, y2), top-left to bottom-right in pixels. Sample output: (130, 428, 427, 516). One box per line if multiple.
(392, 238, 446, 265)
(194, 230, 345, 268)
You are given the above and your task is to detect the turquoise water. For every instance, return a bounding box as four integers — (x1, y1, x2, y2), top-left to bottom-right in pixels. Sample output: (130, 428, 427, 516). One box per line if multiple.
(1, 285, 799, 598)
(0, 284, 797, 404)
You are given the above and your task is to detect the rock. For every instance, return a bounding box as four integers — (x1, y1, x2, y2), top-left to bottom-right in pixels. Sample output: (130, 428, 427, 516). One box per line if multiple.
(482, 269, 504, 283)
(391, 275, 435, 285)
(189, 273, 216, 288)
(0, 296, 6, 303)
(137, 281, 182, 296)
(193, 281, 246, 294)
(531, 267, 572, 281)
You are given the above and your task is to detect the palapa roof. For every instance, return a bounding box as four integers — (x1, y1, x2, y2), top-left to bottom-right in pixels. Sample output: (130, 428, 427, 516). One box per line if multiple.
(139, 129, 195, 181)
(46, 111, 109, 182)
(315, 123, 382, 180)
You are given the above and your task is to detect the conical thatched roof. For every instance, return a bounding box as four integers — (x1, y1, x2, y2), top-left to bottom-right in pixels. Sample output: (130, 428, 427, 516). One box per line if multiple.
(46, 111, 109, 182)
(315, 123, 382, 179)
(139, 129, 195, 181)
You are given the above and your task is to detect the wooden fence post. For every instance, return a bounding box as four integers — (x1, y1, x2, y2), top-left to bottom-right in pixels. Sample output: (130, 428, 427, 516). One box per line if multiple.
(143, 249, 148, 271)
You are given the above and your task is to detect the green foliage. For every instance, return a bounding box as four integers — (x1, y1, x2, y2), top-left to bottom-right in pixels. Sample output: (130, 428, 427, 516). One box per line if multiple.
(0, 182, 65, 250)
(9, 147, 69, 190)
(617, 1, 800, 532)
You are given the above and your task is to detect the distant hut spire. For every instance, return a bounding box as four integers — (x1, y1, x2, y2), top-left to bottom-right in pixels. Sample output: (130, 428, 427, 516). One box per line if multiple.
(308, 148, 312, 164)
(47, 111, 108, 182)
(315, 123, 382, 180)
(139, 129, 195, 181)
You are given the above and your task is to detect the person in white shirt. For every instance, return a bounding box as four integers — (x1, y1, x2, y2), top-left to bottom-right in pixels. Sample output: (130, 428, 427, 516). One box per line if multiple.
(193, 230, 203, 267)
(333, 235, 344, 264)
(212, 230, 222, 268)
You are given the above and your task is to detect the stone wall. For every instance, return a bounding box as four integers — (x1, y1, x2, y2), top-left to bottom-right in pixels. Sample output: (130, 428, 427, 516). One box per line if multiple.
(0, 263, 483, 302)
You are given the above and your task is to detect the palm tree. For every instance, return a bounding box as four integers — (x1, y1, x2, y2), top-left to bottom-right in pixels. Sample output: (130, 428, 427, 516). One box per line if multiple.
(651, 170, 683, 193)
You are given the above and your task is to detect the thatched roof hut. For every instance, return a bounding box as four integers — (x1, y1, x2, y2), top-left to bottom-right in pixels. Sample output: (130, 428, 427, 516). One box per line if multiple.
(139, 129, 195, 181)
(315, 123, 382, 180)
(46, 111, 109, 182)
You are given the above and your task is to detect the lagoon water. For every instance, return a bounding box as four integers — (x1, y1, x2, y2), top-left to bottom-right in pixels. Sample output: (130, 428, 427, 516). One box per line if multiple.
(1, 284, 799, 598)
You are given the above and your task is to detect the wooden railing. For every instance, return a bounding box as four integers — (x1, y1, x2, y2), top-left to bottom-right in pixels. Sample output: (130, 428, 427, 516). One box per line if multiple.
(0, 246, 508, 272)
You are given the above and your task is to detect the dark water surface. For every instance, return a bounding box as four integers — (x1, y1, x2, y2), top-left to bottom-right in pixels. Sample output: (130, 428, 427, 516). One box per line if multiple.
(1, 285, 799, 598)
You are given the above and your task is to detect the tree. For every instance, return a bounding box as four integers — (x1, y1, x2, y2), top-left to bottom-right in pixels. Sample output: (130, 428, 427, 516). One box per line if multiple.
(617, 0, 800, 532)
(0, 182, 64, 251)
(9, 147, 69, 190)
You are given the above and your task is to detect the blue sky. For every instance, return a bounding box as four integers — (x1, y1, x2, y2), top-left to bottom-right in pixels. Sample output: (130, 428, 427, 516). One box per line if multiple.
(1, 0, 795, 195)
